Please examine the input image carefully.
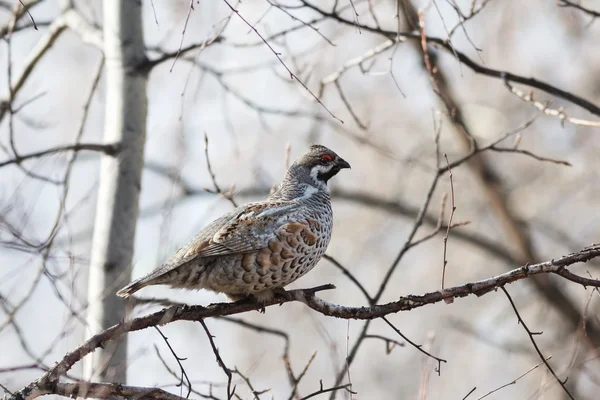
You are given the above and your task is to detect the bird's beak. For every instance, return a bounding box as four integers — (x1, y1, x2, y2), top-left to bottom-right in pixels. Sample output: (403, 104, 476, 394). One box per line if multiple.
(337, 158, 351, 169)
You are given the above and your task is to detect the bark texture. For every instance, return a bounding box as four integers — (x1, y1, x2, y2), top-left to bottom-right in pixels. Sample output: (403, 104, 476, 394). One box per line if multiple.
(84, 0, 147, 382)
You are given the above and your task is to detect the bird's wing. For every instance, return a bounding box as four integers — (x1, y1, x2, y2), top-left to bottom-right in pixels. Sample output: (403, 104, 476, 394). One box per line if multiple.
(119, 207, 244, 290)
(165, 200, 299, 265)
(117, 200, 310, 297)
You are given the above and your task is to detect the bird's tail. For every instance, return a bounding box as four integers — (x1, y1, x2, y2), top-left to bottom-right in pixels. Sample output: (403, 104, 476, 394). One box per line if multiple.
(116, 279, 147, 298)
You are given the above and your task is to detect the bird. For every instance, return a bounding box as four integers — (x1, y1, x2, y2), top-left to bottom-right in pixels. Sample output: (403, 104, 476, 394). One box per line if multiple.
(116, 144, 350, 302)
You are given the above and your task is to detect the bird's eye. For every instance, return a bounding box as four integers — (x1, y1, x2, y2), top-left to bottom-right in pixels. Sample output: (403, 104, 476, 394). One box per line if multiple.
(320, 154, 333, 164)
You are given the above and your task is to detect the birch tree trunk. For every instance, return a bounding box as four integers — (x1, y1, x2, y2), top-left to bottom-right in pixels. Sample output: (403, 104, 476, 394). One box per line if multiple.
(85, 0, 147, 383)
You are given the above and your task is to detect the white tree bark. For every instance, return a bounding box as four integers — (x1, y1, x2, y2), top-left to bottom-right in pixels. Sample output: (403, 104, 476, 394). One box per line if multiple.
(85, 0, 147, 383)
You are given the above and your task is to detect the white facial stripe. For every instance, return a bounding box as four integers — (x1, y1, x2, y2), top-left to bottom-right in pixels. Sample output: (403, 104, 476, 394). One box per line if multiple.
(308, 164, 331, 192)
(310, 164, 333, 182)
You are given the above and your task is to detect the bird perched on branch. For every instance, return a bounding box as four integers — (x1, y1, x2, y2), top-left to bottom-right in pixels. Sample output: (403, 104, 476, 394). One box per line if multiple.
(116, 145, 350, 302)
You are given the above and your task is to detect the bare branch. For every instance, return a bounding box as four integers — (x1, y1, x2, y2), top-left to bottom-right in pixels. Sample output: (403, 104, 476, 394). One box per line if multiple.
(557, 0, 600, 18)
(221, 0, 343, 123)
(9, 245, 600, 400)
(33, 382, 188, 400)
(502, 287, 574, 399)
(299, 1, 600, 118)
(299, 381, 354, 400)
(204, 133, 237, 207)
(441, 154, 455, 291)
(476, 355, 552, 399)
(504, 79, 600, 127)
(199, 320, 234, 400)
(382, 316, 446, 373)
(154, 327, 192, 398)
(0, 143, 119, 168)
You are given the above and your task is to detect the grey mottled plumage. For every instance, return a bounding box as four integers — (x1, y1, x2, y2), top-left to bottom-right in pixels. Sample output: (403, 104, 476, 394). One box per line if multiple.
(116, 145, 350, 301)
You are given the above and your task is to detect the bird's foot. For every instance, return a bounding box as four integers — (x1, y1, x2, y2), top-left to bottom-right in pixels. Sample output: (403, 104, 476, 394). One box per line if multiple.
(273, 287, 289, 305)
(229, 288, 291, 313)
(250, 289, 277, 313)
(226, 293, 267, 313)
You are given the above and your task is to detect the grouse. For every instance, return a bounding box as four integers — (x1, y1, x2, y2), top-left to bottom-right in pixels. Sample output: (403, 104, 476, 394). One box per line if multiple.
(116, 145, 350, 302)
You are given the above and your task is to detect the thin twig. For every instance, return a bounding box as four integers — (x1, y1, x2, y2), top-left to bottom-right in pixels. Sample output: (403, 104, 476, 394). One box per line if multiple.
(476, 355, 552, 399)
(18, 0, 37, 30)
(363, 335, 404, 354)
(154, 327, 192, 398)
(381, 316, 446, 375)
(323, 254, 372, 302)
(300, 1, 600, 118)
(441, 154, 455, 291)
(221, 0, 343, 123)
(462, 386, 477, 400)
(0, 143, 119, 168)
(171, 0, 195, 71)
(299, 381, 354, 400)
(557, 0, 600, 18)
(199, 320, 234, 399)
(501, 287, 574, 399)
(287, 351, 317, 400)
(204, 132, 237, 207)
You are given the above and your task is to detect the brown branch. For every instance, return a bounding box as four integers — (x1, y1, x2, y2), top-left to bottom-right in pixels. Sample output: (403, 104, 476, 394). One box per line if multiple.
(446, 0, 492, 43)
(0, 6, 101, 126)
(476, 356, 551, 400)
(441, 154, 455, 291)
(142, 33, 224, 71)
(363, 334, 405, 354)
(299, 1, 600, 118)
(204, 133, 237, 207)
(17, 0, 37, 30)
(504, 79, 600, 127)
(394, 0, 600, 379)
(287, 351, 317, 400)
(462, 386, 477, 400)
(199, 320, 234, 400)
(382, 316, 446, 373)
(488, 147, 572, 166)
(501, 287, 574, 399)
(154, 327, 192, 398)
(221, 0, 343, 123)
(9, 246, 600, 400)
(299, 381, 354, 400)
(0, 143, 119, 168)
(170, 0, 196, 71)
(0, 0, 42, 37)
(233, 367, 267, 400)
(266, 0, 336, 46)
(333, 79, 368, 129)
(34, 382, 188, 400)
(323, 254, 372, 302)
(557, 0, 600, 18)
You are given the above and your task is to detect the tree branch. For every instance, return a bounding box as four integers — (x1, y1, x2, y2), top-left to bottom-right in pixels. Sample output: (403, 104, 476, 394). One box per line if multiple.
(299, 1, 600, 118)
(502, 287, 574, 399)
(557, 0, 600, 18)
(31, 382, 188, 400)
(9, 245, 600, 400)
(0, 143, 119, 168)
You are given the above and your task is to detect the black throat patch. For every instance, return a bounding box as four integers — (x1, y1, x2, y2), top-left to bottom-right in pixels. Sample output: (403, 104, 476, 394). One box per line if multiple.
(317, 166, 340, 183)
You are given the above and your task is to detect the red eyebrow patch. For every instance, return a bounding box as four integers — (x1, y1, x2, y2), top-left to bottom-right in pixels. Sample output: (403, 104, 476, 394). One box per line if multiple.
(321, 154, 333, 161)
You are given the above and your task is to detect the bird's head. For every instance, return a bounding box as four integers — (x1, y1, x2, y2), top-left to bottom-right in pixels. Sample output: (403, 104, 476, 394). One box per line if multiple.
(288, 145, 351, 191)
